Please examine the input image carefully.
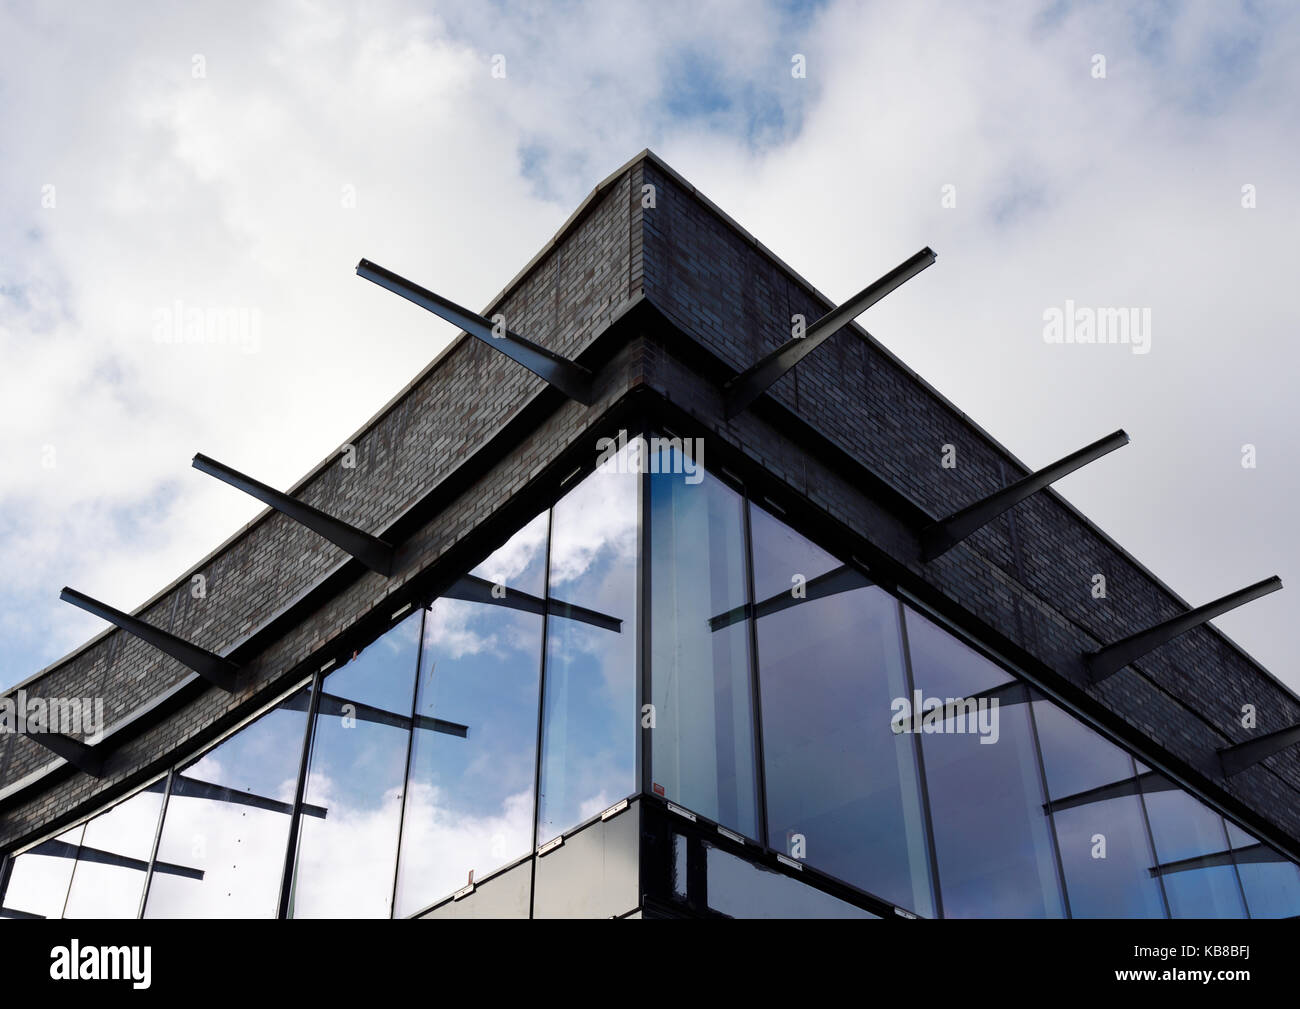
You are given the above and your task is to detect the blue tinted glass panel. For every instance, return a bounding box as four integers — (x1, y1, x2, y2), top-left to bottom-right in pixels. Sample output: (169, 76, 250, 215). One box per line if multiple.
(650, 455, 758, 838)
(537, 453, 638, 842)
(1053, 786, 1167, 918)
(1032, 697, 1134, 799)
(1234, 854, 1300, 918)
(470, 510, 549, 597)
(904, 608, 1063, 918)
(748, 500, 838, 601)
(755, 513, 932, 915)
(394, 596, 542, 916)
(1141, 780, 1244, 919)
(291, 611, 421, 918)
(145, 687, 311, 918)
(1161, 865, 1245, 919)
(314, 607, 422, 714)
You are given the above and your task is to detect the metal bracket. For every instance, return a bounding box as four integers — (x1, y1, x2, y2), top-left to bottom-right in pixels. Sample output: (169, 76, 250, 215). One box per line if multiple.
(1084, 576, 1282, 684)
(920, 430, 1129, 561)
(59, 587, 238, 692)
(356, 259, 595, 404)
(193, 453, 396, 576)
(1218, 722, 1300, 777)
(722, 247, 936, 418)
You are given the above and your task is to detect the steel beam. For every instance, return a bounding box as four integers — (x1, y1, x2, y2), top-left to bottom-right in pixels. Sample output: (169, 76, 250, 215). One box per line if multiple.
(1084, 576, 1283, 684)
(193, 453, 396, 576)
(708, 564, 871, 632)
(442, 574, 622, 632)
(356, 259, 595, 404)
(1219, 722, 1300, 777)
(26, 732, 104, 777)
(59, 587, 237, 692)
(920, 430, 1129, 561)
(722, 247, 936, 418)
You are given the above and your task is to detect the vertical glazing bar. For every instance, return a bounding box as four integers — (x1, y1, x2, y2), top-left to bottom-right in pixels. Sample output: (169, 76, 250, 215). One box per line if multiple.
(527, 509, 554, 919)
(1133, 759, 1173, 919)
(137, 770, 175, 919)
(740, 492, 769, 848)
(637, 425, 651, 801)
(1022, 687, 1072, 918)
(277, 671, 324, 919)
(388, 605, 428, 918)
(896, 599, 943, 919)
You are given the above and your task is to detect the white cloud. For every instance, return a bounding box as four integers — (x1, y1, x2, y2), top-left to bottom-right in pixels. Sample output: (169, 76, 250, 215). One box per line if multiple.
(1, 0, 1296, 698)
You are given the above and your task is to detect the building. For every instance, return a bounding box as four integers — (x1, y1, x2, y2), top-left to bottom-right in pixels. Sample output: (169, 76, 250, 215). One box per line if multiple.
(1, 150, 1297, 920)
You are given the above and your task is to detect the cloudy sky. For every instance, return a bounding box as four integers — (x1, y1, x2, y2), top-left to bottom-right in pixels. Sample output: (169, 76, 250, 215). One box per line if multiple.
(1, 0, 1296, 694)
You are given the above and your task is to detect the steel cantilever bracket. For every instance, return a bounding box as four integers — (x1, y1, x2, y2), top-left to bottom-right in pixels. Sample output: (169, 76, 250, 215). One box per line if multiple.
(356, 259, 595, 405)
(920, 429, 1130, 561)
(192, 453, 396, 576)
(723, 247, 936, 418)
(1084, 575, 1283, 684)
(59, 586, 238, 692)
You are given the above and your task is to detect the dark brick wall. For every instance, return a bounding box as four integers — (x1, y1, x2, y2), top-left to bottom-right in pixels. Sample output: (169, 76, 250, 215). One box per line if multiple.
(4, 149, 1297, 862)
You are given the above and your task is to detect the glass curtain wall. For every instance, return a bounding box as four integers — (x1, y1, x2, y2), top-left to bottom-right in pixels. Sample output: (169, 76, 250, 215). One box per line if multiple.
(7, 437, 1300, 920)
(2, 451, 641, 920)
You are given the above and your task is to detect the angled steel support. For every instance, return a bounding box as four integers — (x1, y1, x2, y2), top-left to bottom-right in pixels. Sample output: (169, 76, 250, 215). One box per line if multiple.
(1148, 843, 1288, 877)
(60, 587, 237, 692)
(27, 839, 204, 881)
(443, 574, 622, 632)
(316, 692, 470, 739)
(1084, 575, 1283, 685)
(281, 689, 470, 740)
(25, 732, 104, 777)
(356, 259, 595, 404)
(170, 773, 327, 819)
(1218, 722, 1300, 777)
(193, 453, 396, 576)
(1043, 770, 1176, 815)
(709, 564, 872, 632)
(920, 430, 1130, 561)
(722, 247, 936, 418)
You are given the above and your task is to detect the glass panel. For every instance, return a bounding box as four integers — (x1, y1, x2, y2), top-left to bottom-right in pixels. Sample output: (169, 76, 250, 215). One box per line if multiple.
(0, 824, 83, 918)
(470, 510, 549, 597)
(1223, 820, 1300, 917)
(650, 451, 758, 838)
(1051, 754, 1166, 919)
(1225, 819, 1255, 850)
(755, 508, 933, 915)
(144, 687, 311, 918)
(1234, 850, 1300, 918)
(63, 785, 165, 918)
(704, 842, 878, 919)
(748, 500, 838, 602)
(904, 608, 1063, 918)
(313, 607, 421, 714)
(291, 611, 422, 918)
(394, 594, 542, 917)
(1141, 780, 1245, 918)
(1032, 696, 1135, 799)
(537, 450, 638, 842)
